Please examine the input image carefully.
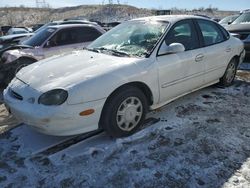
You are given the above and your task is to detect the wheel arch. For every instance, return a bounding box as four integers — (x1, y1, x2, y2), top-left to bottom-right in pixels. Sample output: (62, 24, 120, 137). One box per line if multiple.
(232, 55, 240, 67)
(16, 56, 38, 63)
(98, 81, 154, 128)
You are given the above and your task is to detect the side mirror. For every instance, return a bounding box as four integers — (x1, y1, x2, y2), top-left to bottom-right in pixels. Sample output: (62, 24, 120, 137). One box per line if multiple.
(158, 42, 185, 55)
(228, 21, 233, 25)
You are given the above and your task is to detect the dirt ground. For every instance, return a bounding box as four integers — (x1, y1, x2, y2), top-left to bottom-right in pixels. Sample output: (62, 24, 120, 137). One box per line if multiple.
(0, 92, 19, 134)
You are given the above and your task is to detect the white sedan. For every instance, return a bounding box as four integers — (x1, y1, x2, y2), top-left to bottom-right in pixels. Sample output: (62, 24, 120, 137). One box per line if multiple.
(4, 15, 245, 137)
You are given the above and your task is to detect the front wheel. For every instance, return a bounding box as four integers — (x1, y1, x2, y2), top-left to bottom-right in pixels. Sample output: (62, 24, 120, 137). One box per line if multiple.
(219, 58, 237, 87)
(100, 85, 148, 138)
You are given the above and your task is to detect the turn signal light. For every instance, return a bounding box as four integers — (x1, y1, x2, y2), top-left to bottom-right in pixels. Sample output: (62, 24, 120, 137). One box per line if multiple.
(79, 109, 95, 116)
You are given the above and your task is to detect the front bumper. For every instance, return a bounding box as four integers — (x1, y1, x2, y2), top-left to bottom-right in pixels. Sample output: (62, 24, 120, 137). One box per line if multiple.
(3, 79, 106, 136)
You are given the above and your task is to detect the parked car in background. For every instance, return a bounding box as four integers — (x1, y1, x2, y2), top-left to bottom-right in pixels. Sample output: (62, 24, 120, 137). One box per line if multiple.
(0, 27, 34, 54)
(34, 20, 99, 33)
(0, 26, 12, 35)
(0, 24, 105, 86)
(224, 10, 250, 57)
(0, 33, 34, 52)
(6, 28, 30, 35)
(219, 14, 239, 26)
(0, 19, 104, 61)
(31, 24, 44, 32)
(4, 15, 245, 137)
(101, 22, 121, 31)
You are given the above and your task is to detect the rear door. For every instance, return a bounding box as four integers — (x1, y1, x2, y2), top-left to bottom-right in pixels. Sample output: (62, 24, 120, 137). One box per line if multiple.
(195, 19, 231, 84)
(157, 19, 205, 103)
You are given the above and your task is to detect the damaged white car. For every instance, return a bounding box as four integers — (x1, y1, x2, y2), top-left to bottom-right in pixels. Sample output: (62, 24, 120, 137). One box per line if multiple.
(4, 15, 245, 137)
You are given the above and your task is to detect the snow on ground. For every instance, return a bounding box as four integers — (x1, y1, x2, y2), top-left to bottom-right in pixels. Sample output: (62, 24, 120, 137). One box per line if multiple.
(0, 70, 250, 188)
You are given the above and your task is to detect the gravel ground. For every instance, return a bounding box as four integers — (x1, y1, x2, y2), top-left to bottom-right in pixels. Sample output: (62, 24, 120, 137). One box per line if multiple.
(0, 70, 249, 188)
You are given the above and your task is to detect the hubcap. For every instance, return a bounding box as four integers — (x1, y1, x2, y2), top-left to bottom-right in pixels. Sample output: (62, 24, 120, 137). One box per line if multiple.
(116, 97, 143, 131)
(225, 62, 236, 83)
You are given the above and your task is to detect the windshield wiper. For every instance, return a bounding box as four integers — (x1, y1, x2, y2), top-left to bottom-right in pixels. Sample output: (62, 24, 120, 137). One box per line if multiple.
(108, 49, 130, 57)
(84, 47, 100, 53)
(92, 47, 131, 57)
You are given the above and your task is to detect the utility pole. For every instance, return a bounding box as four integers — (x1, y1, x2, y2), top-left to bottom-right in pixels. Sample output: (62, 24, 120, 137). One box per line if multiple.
(35, 0, 49, 8)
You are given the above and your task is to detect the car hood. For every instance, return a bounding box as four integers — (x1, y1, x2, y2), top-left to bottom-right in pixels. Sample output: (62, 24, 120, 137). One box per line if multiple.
(16, 50, 138, 92)
(225, 23, 250, 33)
(0, 33, 34, 41)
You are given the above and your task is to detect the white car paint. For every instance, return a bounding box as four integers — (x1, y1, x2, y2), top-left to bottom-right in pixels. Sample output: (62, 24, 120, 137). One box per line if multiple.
(3, 15, 245, 136)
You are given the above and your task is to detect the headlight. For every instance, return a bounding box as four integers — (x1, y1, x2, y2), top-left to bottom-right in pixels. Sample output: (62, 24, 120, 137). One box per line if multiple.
(38, 89, 68, 106)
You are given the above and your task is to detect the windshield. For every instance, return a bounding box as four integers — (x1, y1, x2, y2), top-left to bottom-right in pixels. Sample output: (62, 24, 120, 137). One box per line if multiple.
(35, 22, 58, 33)
(22, 27, 56, 47)
(232, 12, 250, 24)
(219, 15, 238, 24)
(88, 20, 168, 57)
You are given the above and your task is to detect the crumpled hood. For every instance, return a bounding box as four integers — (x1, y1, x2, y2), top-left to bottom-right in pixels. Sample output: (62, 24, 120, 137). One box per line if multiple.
(16, 50, 138, 92)
(3, 47, 35, 63)
(0, 33, 33, 41)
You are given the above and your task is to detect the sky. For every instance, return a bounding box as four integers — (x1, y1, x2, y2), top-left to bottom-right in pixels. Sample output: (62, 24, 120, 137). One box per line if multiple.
(0, 0, 249, 11)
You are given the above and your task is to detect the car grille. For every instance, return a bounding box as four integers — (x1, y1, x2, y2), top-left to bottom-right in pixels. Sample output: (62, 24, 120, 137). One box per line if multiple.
(9, 89, 23, 101)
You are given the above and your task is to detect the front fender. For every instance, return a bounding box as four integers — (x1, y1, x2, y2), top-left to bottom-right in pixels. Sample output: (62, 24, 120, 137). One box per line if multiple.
(67, 59, 159, 105)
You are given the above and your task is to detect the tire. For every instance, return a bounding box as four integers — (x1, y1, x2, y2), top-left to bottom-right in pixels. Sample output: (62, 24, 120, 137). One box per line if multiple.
(100, 85, 148, 138)
(4, 58, 36, 85)
(219, 58, 237, 87)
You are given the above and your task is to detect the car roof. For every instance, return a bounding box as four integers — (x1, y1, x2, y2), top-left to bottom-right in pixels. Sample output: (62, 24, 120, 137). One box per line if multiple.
(47, 23, 100, 29)
(8, 28, 28, 31)
(240, 9, 250, 14)
(132, 15, 211, 23)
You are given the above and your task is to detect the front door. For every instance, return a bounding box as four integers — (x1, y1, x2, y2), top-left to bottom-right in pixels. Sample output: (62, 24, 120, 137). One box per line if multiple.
(157, 19, 205, 103)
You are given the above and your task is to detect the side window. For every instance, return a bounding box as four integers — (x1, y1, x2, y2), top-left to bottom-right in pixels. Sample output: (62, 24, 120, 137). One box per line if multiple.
(197, 20, 225, 46)
(49, 27, 102, 47)
(218, 24, 230, 40)
(49, 28, 77, 46)
(78, 27, 102, 42)
(165, 20, 199, 51)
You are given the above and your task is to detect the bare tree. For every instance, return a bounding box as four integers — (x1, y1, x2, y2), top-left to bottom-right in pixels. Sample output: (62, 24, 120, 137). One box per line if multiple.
(6, 9, 14, 25)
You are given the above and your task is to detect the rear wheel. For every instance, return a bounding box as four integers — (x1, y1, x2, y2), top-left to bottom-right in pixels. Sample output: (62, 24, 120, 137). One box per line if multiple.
(219, 58, 237, 87)
(100, 85, 148, 137)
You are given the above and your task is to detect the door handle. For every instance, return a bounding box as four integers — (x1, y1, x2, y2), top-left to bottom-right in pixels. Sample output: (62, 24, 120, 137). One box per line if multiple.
(195, 54, 204, 62)
(226, 46, 231, 52)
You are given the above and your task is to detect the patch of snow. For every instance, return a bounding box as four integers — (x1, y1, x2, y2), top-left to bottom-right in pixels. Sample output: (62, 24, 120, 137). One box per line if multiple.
(240, 62, 250, 70)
